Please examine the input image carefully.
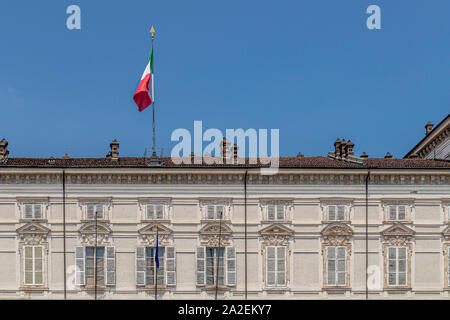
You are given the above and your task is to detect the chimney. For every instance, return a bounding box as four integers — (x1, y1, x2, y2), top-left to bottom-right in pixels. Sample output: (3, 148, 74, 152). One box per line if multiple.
(340, 139, 347, 158)
(360, 152, 368, 159)
(0, 139, 9, 160)
(334, 139, 341, 157)
(384, 152, 392, 159)
(62, 153, 70, 159)
(106, 139, 119, 160)
(425, 121, 434, 135)
(232, 143, 239, 163)
(221, 138, 231, 161)
(296, 152, 304, 157)
(345, 140, 354, 156)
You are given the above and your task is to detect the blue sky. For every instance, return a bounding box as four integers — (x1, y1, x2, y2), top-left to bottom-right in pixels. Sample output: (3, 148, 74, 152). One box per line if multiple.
(1, 0, 449, 158)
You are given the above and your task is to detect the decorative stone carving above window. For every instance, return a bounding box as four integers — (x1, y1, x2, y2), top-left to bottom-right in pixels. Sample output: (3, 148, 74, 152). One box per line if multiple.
(17, 222, 51, 246)
(259, 224, 294, 250)
(78, 222, 112, 246)
(199, 222, 233, 247)
(199, 199, 232, 221)
(138, 223, 173, 246)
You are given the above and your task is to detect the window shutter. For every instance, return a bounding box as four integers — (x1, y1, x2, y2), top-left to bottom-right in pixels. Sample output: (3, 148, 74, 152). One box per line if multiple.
(337, 205, 345, 220)
(337, 246, 346, 286)
(327, 205, 336, 221)
(156, 205, 164, 220)
(196, 246, 206, 286)
(23, 246, 32, 285)
(398, 205, 406, 220)
(135, 246, 146, 286)
(326, 246, 335, 286)
(86, 204, 95, 220)
(24, 204, 33, 219)
(225, 246, 236, 286)
(266, 246, 276, 286)
(33, 204, 42, 219)
(217, 206, 224, 219)
(75, 246, 85, 286)
(207, 206, 215, 219)
(95, 204, 104, 219)
(388, 206, 396, 221)
(267, 206, 275, 220)
(276, 205, 285, 221)
(448, 247, 450, 287)
(277, 246, 286, 286)
(34, 246, 44, 285)
(165, 246, 176, 286)
(106, 246, 115, 285)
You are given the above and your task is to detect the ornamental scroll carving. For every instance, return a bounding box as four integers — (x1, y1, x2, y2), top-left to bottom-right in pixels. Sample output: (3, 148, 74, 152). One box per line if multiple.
(17, 223, 50, 247)
(79, 222, 112, 246)
(199, 222, 233, 247)
(138, 223, 172, 246)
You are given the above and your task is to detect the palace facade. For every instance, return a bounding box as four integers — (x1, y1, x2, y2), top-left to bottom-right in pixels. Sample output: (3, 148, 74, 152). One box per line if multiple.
(0, 116, 449, 300)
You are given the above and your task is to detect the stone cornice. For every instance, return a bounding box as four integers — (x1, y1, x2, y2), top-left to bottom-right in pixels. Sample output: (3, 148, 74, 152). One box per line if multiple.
(0, 172, 449, 185)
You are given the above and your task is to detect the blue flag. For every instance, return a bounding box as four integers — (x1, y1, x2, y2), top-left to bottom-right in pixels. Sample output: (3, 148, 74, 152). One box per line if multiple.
(155, 229, 159, 269)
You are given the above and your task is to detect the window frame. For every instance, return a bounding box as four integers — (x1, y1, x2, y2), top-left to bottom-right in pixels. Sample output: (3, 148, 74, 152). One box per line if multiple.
(266, 204, 286, 222)
(386, 246, 408, 287)
(205, 204, 225, 220)
(325, 246, 347, 287)
(85, 203, 105, 220)
(23, 245, 44, 286)
(387, 204, 408, 222)
(23, 203, 44, 220)
(326, 204, 347, 222)
(145, 203, 165, 220)
(265, 245, 287, 288)
(144, 247, 166, 286)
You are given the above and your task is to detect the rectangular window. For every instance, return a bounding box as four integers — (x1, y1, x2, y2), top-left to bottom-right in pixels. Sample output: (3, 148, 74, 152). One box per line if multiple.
(86, 204, 104, 220)
(23, 246, 44, 285)
(85, 247, 105, 286)
(146, 204, 165, 220)
(23, 204, 43, 220)
(205, 248, 225, 286)
(387, 246, 408, 286)
(266, 246, 286, 287)
(327, 205, 346, 221)
(387, 205, 407, 221)
(267, 204, 285, 221)
(145, 247, 165, 286)
(206, 205, 225, 220)
(326, 246, 347, 286)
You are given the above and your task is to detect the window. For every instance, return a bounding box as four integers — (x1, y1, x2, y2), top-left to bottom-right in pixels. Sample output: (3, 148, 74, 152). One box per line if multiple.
(75, 246, 115, 286)
(387, 205, 407, 221)
(327, 205, 346, 221)
(146, 204, 165, 220)
(448, 247, 450, 287)
(387, 246, 408, 286)
(326, 246, 347, 286)
(135, 246, 176, 287)
(23, 246, 44, 285)
(86, 204, 104, 220)
(196, 246, 236, 287)
(206, 205, 225, 220)
(266, 246, 286, 287)
(267, 204, 285, 221)
(23, 204, 43, 220)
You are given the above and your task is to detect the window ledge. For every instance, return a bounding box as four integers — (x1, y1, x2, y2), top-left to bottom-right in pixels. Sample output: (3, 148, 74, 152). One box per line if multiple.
(20, 286, 48, 291)
(139, 285, 170, 291)
(80, 219, 109, 223)
(382, 221, 411, 224)
(82, 285, 112, 291)
(261, 220, 291, 224)
(19, 219, 47, 223)
(200, 219, 231, 224)
(263, 287, 289, 292)
(323, 286, 351, 291)
(321, 220, 351, 224)
(201, 285, 231, 291)
(140, 219, 170, 224)
(384, 286, 411, 291)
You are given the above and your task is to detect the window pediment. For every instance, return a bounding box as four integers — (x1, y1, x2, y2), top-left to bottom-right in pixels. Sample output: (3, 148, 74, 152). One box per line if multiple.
(199, 222, 233, 236)
(79, 222, 112, 235)
(321, 223, 353, 237)
(381, 223, 414, 237)
(17, 222, 50, 235)
(138, 223, 173, 236)
(259, 223, 294, 236)
(443, 225, 450, 241)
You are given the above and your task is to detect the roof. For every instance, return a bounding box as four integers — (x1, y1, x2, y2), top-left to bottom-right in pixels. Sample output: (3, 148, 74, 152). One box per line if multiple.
(404, 114, 450, 158)
(0, 156, 449, 169)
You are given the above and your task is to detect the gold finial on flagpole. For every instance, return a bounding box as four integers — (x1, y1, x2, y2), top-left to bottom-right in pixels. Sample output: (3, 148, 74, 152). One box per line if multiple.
(150, 26, 155, 40)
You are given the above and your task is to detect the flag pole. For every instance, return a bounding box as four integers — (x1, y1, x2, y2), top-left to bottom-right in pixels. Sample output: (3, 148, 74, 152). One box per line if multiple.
(155, 221, 158, 300)
(150, 26, 156, 157)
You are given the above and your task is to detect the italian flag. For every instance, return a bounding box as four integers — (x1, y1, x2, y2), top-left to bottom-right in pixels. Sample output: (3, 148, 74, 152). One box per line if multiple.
(133, 47, 154, 112)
